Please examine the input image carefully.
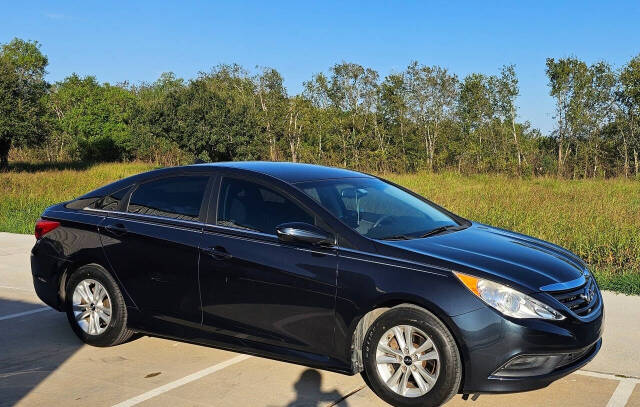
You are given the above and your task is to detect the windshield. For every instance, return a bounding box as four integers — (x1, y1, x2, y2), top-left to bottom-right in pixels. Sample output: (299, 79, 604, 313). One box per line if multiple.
(297, 177, 460, 240)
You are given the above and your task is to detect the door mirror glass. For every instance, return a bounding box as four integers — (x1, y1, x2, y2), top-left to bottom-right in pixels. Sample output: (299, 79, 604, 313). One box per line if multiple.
(276, 222, 333, 246)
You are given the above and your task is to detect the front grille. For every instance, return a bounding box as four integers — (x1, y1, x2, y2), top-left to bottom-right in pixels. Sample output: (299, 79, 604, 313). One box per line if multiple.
(550, 277, 599, 317)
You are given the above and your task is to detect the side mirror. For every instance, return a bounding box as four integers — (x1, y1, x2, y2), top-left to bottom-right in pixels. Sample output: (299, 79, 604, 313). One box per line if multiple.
(275, 222, 334, 246)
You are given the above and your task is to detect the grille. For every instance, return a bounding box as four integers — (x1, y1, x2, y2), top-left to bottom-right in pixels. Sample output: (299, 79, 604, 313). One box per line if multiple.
(550, 277, 599, 317)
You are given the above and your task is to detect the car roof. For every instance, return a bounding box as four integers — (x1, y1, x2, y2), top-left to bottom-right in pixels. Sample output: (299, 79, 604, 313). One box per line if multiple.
(190, 161, 373, 183)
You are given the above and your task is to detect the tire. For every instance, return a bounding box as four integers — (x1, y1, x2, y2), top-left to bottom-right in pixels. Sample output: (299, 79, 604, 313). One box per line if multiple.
(361, 305, 462, 407)
(65, 264, 134, 347)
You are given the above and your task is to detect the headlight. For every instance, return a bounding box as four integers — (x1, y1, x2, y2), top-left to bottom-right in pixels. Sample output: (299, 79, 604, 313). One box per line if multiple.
(454, 272, 565, 320)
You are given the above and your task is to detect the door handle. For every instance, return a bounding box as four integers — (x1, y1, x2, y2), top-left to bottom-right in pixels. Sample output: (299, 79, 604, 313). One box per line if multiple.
(105, 223, 127, 235)
(203, 246, 232, 260)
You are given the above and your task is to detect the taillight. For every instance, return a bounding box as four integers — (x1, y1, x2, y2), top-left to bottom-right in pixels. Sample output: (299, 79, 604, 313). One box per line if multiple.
(35, 219, 60, 240)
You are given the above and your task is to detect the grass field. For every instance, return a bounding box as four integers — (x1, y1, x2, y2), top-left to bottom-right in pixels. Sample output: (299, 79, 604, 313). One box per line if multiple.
(1, 162, 639, 295)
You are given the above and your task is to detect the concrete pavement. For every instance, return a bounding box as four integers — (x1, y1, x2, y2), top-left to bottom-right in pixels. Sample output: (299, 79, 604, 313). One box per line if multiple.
(1, 232, 639, 406)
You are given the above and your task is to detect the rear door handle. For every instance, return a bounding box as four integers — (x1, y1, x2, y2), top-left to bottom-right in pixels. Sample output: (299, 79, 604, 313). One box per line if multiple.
(105, 223, 127, 235)
(203, 246, 232, 260)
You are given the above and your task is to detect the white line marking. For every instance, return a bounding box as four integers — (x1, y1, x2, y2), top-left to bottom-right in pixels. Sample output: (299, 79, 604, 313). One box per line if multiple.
(0, 307, 50, 321)
(576, 370, 640, 384)
(111, 354, 252, 407)
(606, 379, 636, 407)
(0, 285, 33, 292)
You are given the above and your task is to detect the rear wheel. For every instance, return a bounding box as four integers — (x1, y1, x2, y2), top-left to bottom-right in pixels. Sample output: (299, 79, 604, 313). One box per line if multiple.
(362, 306, 462, 407)
(65, 264, 134, 346)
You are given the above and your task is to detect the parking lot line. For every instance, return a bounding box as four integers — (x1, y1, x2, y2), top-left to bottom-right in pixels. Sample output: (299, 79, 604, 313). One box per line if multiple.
(606, 379, 636, 407)
(0, 307, 50, 321)
(111, 354, 252, 407)
(577, 370, 640, 383)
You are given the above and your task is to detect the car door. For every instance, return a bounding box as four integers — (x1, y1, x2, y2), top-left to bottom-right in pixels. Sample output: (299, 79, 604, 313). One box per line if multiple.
(99, 173, 212, 329)
(199, 175, 338, 356)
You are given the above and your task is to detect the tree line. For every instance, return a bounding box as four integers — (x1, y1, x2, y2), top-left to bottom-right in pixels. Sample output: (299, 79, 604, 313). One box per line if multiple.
(1, 37, 639, 178)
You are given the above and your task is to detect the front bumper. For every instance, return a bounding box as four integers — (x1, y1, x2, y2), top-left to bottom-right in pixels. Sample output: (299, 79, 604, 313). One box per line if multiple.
(451, 303, 604, 393)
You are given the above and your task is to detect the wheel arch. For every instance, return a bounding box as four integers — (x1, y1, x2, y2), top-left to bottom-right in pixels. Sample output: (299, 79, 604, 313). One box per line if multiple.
(348, 296, 466, 392)
(58, 261, 137, 310)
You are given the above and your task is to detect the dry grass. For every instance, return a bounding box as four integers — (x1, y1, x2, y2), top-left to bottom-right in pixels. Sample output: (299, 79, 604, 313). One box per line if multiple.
(0, 162, 155, 234)
(386, 172, 640, 294)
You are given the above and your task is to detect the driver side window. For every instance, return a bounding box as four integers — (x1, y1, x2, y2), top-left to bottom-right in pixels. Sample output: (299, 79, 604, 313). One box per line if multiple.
(217, 177, 314, 235)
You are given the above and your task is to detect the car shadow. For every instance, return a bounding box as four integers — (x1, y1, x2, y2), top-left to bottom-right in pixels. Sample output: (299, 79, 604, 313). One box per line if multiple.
(0, 298, 352, 407)
(285, 369, 349, 407)
(0, 298, 82, 407)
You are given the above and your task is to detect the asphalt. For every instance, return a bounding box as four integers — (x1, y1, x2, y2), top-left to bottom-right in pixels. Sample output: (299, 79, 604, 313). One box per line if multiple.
(1, 232, 639, 407)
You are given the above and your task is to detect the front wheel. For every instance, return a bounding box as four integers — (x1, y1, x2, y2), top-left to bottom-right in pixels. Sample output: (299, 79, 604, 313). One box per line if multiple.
(361, 306, 462, 407)
(65, 264, 134, 347)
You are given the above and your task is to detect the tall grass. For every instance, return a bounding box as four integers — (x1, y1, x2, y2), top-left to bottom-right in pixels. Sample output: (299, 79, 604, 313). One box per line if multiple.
(387, 172, 640, 294)
(0, 162, 155, 234)
(1, 163, 638, 294)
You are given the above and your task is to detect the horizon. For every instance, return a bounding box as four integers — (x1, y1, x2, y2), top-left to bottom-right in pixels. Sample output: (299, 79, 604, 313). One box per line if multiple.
(2, 1, 640, 135)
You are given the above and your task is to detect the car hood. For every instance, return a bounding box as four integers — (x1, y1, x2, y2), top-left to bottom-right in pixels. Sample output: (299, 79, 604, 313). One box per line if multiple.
(380, 223, 587, 293)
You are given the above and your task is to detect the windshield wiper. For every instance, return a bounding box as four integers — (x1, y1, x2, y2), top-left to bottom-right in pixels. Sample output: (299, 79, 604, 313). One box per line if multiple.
(379, 234, 412, 241)
(378, 225, 460, 241)
(419, 225, 458, 238)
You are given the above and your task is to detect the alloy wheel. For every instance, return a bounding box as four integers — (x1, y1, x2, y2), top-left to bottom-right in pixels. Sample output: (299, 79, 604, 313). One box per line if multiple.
(375, 324, 440, 397)
(72, 279, 112, 335)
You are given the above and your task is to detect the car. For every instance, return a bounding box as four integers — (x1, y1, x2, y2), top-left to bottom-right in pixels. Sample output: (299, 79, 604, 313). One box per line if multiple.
(30, 162, 603, 407)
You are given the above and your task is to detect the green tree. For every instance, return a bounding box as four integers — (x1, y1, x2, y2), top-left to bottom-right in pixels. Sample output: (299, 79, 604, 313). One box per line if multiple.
(285, 95, 312, 162)
(176, 64, 262, 162)
(546, 58, 590, 176)
(584, 61, 616, 177)
(256, 68, 288, 161)
(458, 73, 494, 171)
(130, 72, 188, 165)
(618, 55, 640, 176)
(50, 74, 135, 161)
(492, 65, 522, 172)
(303, 73, 340, 162)
(405, 62, 458, 171)
(0, 38, 49, 169)
(379, 73, 410, 170)
(326, 62, 379, 168)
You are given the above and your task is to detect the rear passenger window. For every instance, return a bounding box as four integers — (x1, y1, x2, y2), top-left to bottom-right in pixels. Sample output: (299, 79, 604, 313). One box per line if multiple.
(217, 177, 314, 234)
(69, 187, 131, 211)
(127, 176, 208, 221)
(97, 187, 130, 211)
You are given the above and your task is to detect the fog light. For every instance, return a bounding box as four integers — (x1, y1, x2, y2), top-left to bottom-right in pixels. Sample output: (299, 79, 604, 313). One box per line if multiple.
(493, 354, 565, 377)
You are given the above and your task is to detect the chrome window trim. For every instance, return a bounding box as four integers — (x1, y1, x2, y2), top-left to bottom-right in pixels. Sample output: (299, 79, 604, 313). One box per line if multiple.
(83, 207, 112, 214)
(117, 210, 204, 227)
(203, 224, 334, 256)
(48, 209, 105, 219)
(206, 223, 276, 239)
(539, 275, 587, 292)
(84, 207, 204, 227)
(106, 215, 203, 233)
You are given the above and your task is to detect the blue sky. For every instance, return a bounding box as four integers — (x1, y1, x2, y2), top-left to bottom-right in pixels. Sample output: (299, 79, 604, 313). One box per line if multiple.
(2, 1, 639, 134)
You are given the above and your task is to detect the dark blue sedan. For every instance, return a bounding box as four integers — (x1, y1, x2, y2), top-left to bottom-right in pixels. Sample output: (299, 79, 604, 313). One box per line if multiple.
(31, 162, 603, 407)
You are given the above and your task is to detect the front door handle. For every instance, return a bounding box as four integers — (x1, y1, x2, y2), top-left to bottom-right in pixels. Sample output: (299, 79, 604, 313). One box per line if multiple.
(203, 246, 232, 260)
(105, 223, 127, 236)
